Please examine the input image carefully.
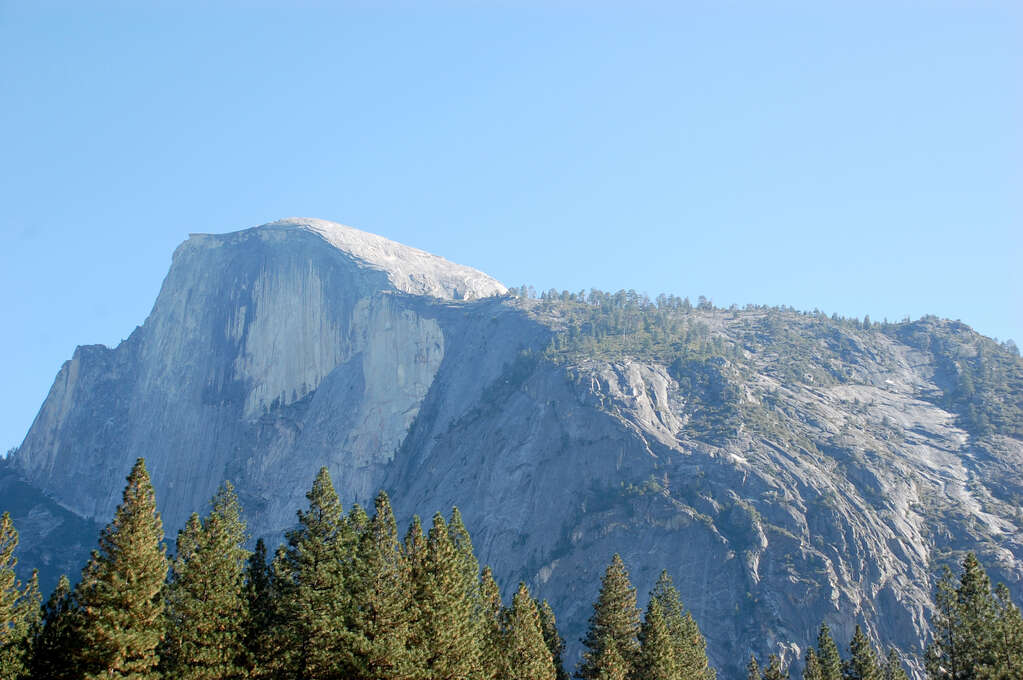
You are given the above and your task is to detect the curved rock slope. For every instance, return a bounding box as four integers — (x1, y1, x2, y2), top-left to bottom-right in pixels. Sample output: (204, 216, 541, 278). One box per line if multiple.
(6, 220, 1022, 679)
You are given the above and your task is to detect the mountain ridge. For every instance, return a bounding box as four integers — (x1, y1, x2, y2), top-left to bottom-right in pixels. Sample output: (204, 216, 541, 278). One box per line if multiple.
(4, 219, 1021, 679)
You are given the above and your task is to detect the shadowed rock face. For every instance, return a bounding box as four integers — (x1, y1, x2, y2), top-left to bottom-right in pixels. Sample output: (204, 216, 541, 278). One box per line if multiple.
(6, 219, 1021, 679)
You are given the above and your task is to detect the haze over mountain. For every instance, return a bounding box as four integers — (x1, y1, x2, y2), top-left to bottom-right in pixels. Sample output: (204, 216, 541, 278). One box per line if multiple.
(3, 219, 1021, 678)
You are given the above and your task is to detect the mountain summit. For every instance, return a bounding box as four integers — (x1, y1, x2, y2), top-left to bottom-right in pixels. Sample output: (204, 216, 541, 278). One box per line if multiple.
(249, 218, 507, 299)
(5, 219, 1022, 679)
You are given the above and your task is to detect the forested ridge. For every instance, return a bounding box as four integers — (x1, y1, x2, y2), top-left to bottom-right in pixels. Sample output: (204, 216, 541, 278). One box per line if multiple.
(2, 460, 1021, 679)
(508, 287, 1023, 440)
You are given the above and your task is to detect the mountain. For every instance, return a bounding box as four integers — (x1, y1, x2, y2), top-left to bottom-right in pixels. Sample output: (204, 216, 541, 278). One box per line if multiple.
(5, 218, 1022, 678)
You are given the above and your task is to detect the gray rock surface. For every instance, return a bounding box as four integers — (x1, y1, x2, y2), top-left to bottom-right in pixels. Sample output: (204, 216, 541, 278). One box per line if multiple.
(6, 219, 1021, 679)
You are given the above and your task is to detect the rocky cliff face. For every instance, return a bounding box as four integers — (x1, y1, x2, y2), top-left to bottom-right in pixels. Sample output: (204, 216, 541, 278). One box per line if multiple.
(6, 219, 1022, 679)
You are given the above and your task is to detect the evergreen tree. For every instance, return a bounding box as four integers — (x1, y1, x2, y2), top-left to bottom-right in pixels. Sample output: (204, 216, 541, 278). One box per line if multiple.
(479, 567, 505, 680)
(419, 512, 481, 680)
(538, 599, 570, 680)
(803, 648, 824, 680)
(403, 515, 429, 678)
(926, 565, 962, 680)
(346, 490, 414, 680)
(816, 624, 843, 680)
(74, 458, 168, 680)
(274, 466, 352, 680)
(637, 599, 680, 680)
(763, 654, 789, 680)
(161, 482, 249, 680)
(593, 634, 630, 680)
(449, 508, 482, 607)
(503, 583, 556, 680)
(926, 553, 1006, 679)
(649, 570, 714, 680)
(577, 554, 640, 680)
(955, 553, 999, 673)
(747, 655, 761, 680)
(243, 538, 276, 678)
(988, 583, 1023, 678)
(843, 625, 880, 680)
(880, 648, 908, 680)
(29, 574, 77, 680)
(1, 512, 40, 680)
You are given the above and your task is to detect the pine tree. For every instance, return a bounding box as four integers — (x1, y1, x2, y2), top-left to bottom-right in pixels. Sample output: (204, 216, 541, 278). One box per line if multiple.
(243, 538, 276, 678)
(955, 553, 999, 673)
(538, 599, 570, 680)
(74, 458, 168, 680)
(346, 490, 414, 680)
(988, 583, 1023, 678)
(843, 625, 879, 680)
(880, 648, 908, 680)
(577, 554, 640, 680)
(404, 515, 429, 678)
(29, 574, 77, 680)
(637, 599, 680, 680)
(816, 624, 843, 680)
(649, 570, 714, 680)
(763, 654, 789, 680)
(926, 565, 961, 680)
(503, 583, 556, 680)
(747, 655, 761, 680)
(1, 513, 41, 680)
(593, 634, 630, 680)
(161, 482, 249, 680)
(274, 466, 352, 680)
(1, 545, 38, 680)
(449, 507, 485, 664)
(419, 512, 481, 680)
(926, 553, 1006, 680)
(803, 648, 824, 680)
(479, 567, 505, 680)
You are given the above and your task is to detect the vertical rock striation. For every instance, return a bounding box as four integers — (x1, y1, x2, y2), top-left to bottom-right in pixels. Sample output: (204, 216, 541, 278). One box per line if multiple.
(5, 218, 1021, 679)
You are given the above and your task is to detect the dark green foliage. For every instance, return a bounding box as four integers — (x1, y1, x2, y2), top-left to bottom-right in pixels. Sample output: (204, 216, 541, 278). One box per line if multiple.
(592, 634, 630, 680)
(504, 582, 556, 680)
(577, 554, 640, 680)
(28, 574, 76, 680)
(637, 599, 679, 680)
(648, 570, 714, 680)
(161, 482, 249, 680)
(926, 552, 1023, 680)
(347, 491, 415, 680)
(418, 513, 481, 679)
(881, 648, 908, 680)
(448, 507, 486, 672)
(747, 655, 761, 680)
(803, 648, 824, 680)
(891, 318, 1023, 437)
(817, 623, 844, 680)
(988, 583, 1023, 678)
(0, 513, 39, 680)
(74, 458, 168, 680)
(843, 625, 880, 680)
(403, 514, 429, 673)
(479, 567, 505, 680)
(539, 599, 570, 680)
(243, 538, 275, 678)
(273, 466, 352, 679)
(763, 654, 789, 680)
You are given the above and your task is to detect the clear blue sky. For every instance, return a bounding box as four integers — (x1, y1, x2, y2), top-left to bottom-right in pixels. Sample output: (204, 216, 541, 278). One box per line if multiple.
(1, 1, 1020, 453)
